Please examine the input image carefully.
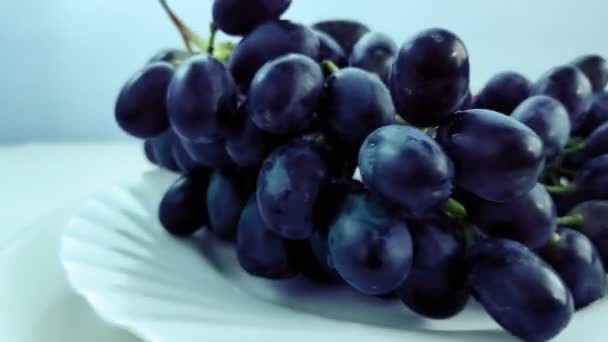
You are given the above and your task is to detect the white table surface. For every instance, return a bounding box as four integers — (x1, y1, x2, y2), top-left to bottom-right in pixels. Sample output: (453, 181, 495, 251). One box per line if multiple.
(1, 142, 147, 342)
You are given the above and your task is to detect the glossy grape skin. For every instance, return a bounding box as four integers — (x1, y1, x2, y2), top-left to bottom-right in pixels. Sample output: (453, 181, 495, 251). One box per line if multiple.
(538, 227, 606, 309)
(226, 115, 283, 167)
(328, 192, 413, 295)
(236, 196, 298, 279)
(573, 155, 608, 201)
(389, 28, 470, 127)
(348, 32, 397, 80)
(511, 95, 571, 160)
(181, 138, 232, 168)
(467, 239, 574, 342)
(171, 139, 201, 174)
(148, 48, 190, 64)
(115, 62, 173, 138)
(472, 71, 531, 115)
(249, 54, 324, 135)
(396, 215, 469, 319)
(167, 55, 240, 142)
(312, 20, 370, 55)
(569, 201, 608, 265)
(228, 20, 320, 88)
(324, 68, 395, 147)
(437, 109, 545, 202)
(212, 0, 291, 36)
(532, 65, 593, 119)
(257, 139, 328, 240)
(143, 140, 157, 164)
(573, 92, 608, 136)
(159, 174, 209, 237)
(314, 30, 347, 67)
(569, 121, 608, 168)
(206, 169, 250, 241)
(572, 55, 608, 93)
(359, 125, 454, 216)
(468, 183, 556, 248)
(149, 130, 180, 172)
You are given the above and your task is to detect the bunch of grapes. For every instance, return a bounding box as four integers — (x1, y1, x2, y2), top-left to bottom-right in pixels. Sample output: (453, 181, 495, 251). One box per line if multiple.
(114, 1, 608, 340)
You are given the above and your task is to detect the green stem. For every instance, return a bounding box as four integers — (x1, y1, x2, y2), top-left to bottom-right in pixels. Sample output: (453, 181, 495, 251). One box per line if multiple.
(556, 214, 584, 227)
(443, 198, 467, 219)
(158, 0, 208, 53)
(207, 22, 218, 56)
(562, 141, 586, 155)
(550, 232, 561, 245)
(544, 183, 577, 194)
(321, 60, 340, 75)
(463, 223, 476, 247)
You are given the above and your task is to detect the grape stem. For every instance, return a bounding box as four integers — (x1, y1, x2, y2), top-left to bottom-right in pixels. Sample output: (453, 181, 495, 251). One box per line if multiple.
(443, 198, 467, 219)
(158, 0, 208, 53)
(550, 232, 561, 245)
(561, 140, 586, 155)
(321, 60, 340, 75)
(208, 22, 218, 56)
(544, 183, 576, 194)
(556, 214, 584, 227)
(462, 223, 476, 247)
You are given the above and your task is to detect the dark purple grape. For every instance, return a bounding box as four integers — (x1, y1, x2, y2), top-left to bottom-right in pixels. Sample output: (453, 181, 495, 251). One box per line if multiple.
(314, 30, 347, 67)
(226, 113, 283, 167)
(237, 196, 298, 279)
(459, 90, 473, 110)
(228, 20, 320, 88)
(396, 215, 469, 319)
(257, 139, 328, 240)
(389, 28, 470, 127)
(206, 169, 251, 241)
(468, 183, 556, 248)
(324, 68, 395, 147)
(573, 92, 608, 136)
(159, 174, 209, 237)
(467, 239, 574, 342)
(212, 0, 291, 36)
(143, 140, 157, 164)
(312, 20, 370, 55)
(328, 192, 413, 295)
(249, 54, 324, 135)
(437, 109, 545, 202)
(115, 62, 173, 138)
(171, 138, 206, 174)
(568, 201, 608, 266)
(573, 154, 608, 200)
(148, 48, 190, 64)
(568, 121, 608, 168)
(511, 95, 571, 160)
(348, 32, 397, 80)
(538, 227, 606, 309)
(472, 71, 531, 114)
(149, 130, 180, 172)
(167, 55, 240, 142)
(532, 65, 592, 119)
(359, 125, 454, 216)
(181, 138, 232, 168)
(572, 54, 608, 93)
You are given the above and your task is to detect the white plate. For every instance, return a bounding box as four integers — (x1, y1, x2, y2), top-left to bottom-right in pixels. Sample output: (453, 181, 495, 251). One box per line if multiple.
(59, 169, 607, 342)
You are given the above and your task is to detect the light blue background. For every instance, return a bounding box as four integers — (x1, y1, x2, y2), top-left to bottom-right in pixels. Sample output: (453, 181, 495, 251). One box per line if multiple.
(1, 0, 607, 143)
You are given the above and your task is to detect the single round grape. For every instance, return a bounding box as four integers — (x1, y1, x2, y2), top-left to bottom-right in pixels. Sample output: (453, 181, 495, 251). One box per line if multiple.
(181, 138, 232, 168)
(468, 183, 556, 248)
(437, 109, 545, 202)
(228, 20, 320, 88)
(167, 55, 240, 142)
(511, 95, 571, 160)
(115, 62, 173, 138)
(396, 215, 469, 319)
(143, 140, 157, 164)
(159, 174, 209, 237)
(389, 28, 470, 127)
(328, 192, 413, 295)
(226, 114, 283, 167)
(359, 125, 454, 216)
(573, 154, 608, 201)
(237, 196, 297, 279)
(532, 64, 593, 119)
(324, 68, 395, 147)
(212, 0, 291, 36)
(348, 32, 397, 80)
(573, 92, 608, 136)
(467, 239, 574, 342)
(569, 200, 608, 265)
(314, 30, 347, 67)
(472, 71, 531, 115)
(149, 130, 180, 172)
(312, 20, 370, 55)
(538, 227, 606, 309)
(572, 54, 608, 93)
(207, 169, 250, 241)
(257, 139, 328, 240)
(171, 138, 205, 174)
(148, 48, 190, 64)
(249, 54, 324, 135)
